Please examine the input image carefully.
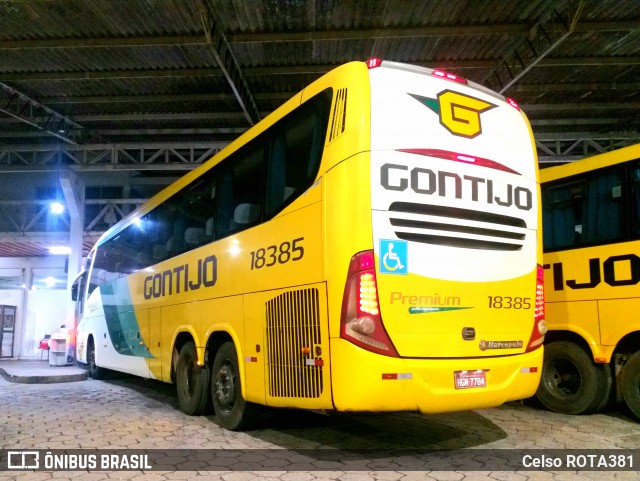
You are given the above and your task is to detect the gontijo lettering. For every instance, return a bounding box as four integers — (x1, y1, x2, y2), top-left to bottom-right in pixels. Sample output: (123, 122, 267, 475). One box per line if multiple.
(143, 255, 217, 299)
(380, 164, 533, 211)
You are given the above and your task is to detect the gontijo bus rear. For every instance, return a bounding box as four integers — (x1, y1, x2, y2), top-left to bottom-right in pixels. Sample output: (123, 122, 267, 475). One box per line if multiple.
(331, 59, 545, 412)
(75, 59, 545, 430)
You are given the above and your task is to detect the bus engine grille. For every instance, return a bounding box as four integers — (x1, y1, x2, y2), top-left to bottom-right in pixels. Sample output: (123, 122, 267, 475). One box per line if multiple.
(389, 201, 527, 251)
(266, 288, 323, 398)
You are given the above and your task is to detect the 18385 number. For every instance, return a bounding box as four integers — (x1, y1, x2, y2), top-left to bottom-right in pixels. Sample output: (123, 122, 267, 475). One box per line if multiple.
(250, 237, 304, 270)
(487, 296, 531, 309)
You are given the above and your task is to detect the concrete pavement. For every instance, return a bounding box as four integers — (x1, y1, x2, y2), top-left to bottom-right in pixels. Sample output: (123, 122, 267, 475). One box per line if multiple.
(0, 359, 87, 384)
(0, 364, 639, 480)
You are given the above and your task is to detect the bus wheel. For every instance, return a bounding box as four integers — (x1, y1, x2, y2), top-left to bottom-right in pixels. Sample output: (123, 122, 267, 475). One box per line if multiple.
(87, 339, 105, 380)
(536, 341, 611, 415)
(211, 341, 257, 431)
(176, 341, 210, 416)
(621, 351, 640, 421)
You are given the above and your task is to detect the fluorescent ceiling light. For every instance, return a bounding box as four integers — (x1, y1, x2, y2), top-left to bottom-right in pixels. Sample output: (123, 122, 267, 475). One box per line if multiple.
(49, 246, 71, 255)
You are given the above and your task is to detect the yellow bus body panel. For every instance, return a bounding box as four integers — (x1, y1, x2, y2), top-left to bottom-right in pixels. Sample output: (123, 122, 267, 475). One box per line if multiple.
(540, 143, 640, 363)
(331, 339, 542, 412)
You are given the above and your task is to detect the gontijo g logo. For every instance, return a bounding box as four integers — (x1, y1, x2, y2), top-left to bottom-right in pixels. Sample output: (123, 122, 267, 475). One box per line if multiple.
(410, 90, 496, 139)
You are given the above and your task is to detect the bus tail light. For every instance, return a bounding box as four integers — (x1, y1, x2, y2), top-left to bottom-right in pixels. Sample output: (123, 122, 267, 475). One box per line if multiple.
(526, 264, 547, 352)
(341, 250, 399, 357)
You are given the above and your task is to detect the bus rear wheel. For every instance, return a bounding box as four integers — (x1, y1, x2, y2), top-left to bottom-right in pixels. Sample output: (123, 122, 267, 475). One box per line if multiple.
(621, 351, 640, 421)
(87, 339, 106, 380)
(536, 341, 612, 415)
(211, 342, 257, 431)
(176, 341, 210, 416)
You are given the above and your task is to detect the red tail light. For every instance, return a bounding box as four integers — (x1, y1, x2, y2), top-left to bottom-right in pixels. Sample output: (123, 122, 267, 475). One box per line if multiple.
(432, 70, 467, 85)
(526, 264, 547, 352)
(340, 251, 398, 357)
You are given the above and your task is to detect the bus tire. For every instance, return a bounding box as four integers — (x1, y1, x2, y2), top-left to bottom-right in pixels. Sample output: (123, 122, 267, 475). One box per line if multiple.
(176, 341, 210, 416)
(87, 338, 106, 380)
(621, 351, 640, 421)
(211, 341, 257, 431)
(536, 341, 612, 415)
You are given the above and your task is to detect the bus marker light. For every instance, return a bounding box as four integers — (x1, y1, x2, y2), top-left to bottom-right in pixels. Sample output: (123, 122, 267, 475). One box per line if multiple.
(432, 70, 468, 85)
(506, 97, 520, 110)
(300, 346, 311, 354)
(366, 58, 383, 69)
(521, 367, 538, 374)
(245, 356, 258, 363)
(306, 359, 324, 366)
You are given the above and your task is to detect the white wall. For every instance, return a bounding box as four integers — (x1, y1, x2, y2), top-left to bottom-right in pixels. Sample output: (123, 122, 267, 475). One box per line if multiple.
(0, 257, 69, 359)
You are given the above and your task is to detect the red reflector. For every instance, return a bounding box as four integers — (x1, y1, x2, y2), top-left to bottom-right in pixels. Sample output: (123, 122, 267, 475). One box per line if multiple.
(433, 69, 467, 85)
(397, 148, 520, 175)
(366, 58, 383, 69)
(381, 373, 412, 380)
(506, 97, 520, 110)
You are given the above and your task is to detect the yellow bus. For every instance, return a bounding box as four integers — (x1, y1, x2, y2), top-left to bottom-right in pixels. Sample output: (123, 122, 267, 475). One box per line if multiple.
(537, 143, 640, 419)
(72, 59, 546, 430)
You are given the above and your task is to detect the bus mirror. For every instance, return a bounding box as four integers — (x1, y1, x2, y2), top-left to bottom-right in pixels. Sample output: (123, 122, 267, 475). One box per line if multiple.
(71, 282, 78, 301)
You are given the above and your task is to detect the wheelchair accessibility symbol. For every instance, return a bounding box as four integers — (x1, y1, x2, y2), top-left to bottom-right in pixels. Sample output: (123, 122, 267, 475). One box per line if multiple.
(380, 239, 408, 275)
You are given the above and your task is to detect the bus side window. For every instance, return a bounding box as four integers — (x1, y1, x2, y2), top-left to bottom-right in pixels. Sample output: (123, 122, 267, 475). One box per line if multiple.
(542, 184, 578, 250)
(217, 139, 265, 238)
(265, 88, 331, 218)
(581, 171, 622, 244)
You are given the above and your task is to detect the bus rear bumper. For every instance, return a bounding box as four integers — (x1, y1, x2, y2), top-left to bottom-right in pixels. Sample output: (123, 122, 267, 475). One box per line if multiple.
(329, 339, 543, 413)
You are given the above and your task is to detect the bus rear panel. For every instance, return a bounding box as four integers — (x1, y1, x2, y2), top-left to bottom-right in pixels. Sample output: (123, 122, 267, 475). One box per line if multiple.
(328, 60, 544, 413)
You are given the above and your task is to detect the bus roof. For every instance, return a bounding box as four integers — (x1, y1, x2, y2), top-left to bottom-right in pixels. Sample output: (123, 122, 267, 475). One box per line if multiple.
(540, 143, 640, 183)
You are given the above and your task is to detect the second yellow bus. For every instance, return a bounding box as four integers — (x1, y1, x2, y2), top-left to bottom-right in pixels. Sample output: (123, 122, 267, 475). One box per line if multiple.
(537, 143, 640, 420)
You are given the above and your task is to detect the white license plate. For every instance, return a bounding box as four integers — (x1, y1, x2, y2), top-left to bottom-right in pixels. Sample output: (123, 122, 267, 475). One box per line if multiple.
(454, 370, 487, 389)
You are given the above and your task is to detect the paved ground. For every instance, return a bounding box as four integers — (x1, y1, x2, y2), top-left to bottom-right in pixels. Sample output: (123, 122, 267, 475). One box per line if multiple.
(0, 365, 639, 481)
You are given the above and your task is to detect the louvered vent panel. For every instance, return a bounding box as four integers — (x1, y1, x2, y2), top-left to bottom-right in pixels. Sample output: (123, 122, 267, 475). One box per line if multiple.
(389, 201, 527, 251)
(329, 88, 347, 142)
(266, 288, 323, 398)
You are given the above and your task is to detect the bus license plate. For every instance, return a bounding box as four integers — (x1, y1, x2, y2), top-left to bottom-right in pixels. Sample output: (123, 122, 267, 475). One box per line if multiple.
(454, 370, 486, 389)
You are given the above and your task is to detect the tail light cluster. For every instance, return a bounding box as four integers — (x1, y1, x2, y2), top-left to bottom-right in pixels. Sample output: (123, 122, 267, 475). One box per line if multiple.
(526, 264, 547, 352)
(340, 250, 398, 357)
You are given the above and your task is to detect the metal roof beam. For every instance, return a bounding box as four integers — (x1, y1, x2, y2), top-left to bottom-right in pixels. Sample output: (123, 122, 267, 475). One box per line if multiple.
(483, 1, 586, 93)
(198, 0, 260, 125)
(0, 127, 245, 138)
(227, 21, 640, 42)
(0, 21, 634, 50)
(0, 82, 84, 144)
(43, 93, 237, 104)
(0, 142, 229, 171)
(1, 68, 223, 82)
(5, 56, 639, 83)
(0, 112, 250, 123)
(0, 35, 208, 50)
(511, 81, 640, 92)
